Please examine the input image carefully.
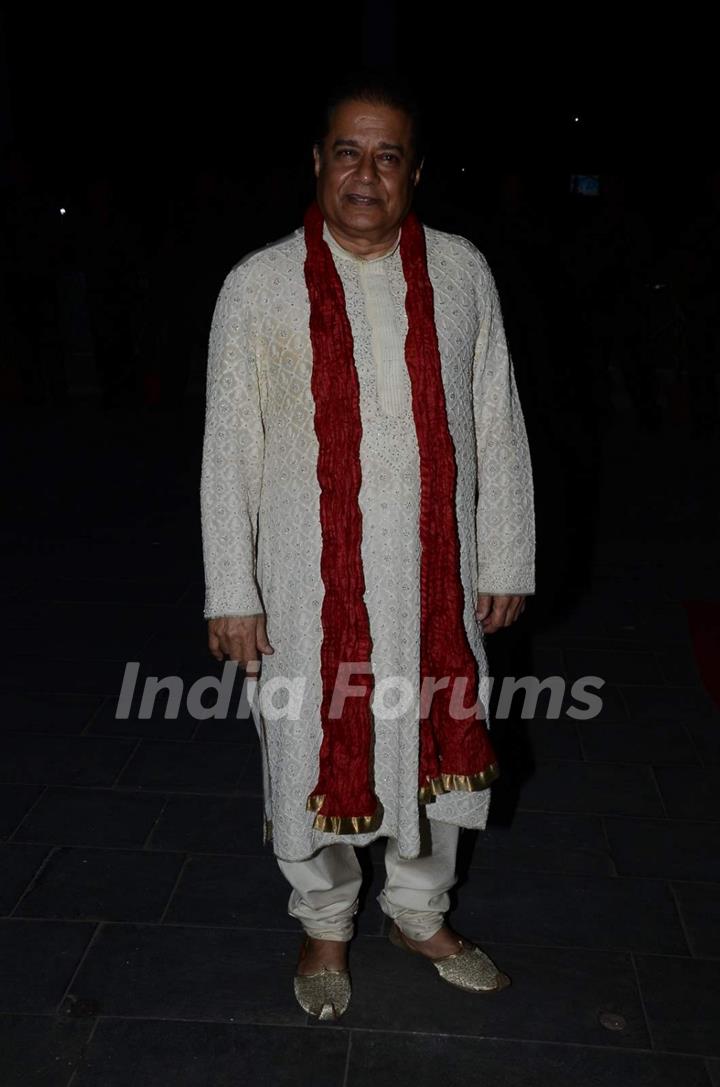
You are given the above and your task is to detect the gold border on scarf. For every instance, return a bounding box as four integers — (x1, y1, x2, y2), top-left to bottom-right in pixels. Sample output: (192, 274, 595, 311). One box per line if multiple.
(418, 763, 500, 804)
(306, 793, 384, 834)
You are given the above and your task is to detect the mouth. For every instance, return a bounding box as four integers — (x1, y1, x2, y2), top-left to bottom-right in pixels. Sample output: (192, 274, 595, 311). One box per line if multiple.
(345, 194, 380, 206)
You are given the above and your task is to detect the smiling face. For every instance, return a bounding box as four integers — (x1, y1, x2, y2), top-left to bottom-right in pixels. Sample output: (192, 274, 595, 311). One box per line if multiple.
(313, 98, 423, 255)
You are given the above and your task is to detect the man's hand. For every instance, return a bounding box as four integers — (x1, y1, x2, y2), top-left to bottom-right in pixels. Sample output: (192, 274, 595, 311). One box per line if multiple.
(476, 594, 526, 634)
(208, 614, 274, 675)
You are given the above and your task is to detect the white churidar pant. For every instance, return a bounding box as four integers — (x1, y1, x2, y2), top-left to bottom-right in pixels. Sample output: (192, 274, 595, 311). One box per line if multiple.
(276, 817, 460, 941)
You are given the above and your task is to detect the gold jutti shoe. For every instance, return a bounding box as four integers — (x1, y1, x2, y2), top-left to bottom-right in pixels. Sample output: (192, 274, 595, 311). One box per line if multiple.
(389, 922, 511, 994)
(293, 935, 352, 1021)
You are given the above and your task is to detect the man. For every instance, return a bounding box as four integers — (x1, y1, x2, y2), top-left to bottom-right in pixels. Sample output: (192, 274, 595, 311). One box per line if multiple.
(200, 71, 535, 1020)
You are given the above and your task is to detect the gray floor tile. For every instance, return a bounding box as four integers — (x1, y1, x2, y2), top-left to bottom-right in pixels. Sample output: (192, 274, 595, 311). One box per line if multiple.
(655, 647, 705, 686)
(15, 846, 184, 921)
(671, 882, 720, 957)
(147, 794, 266, 854)
(12, 787, 166, 848)
(0, 1014, 93, 1087)
(116, 739, 252, 792)
(3, 601, 167, 662)
(0, 734, 136, 786)
(569, 683, 629, 722)
(0, 657, 167, 698)
(653, 766, 720, 820)
(87, 696, 199, 740)
(685, 717, 720, 765)
(450, 869, 689, 954)
(518, 761, 664, 816)
(578, 720, 700, 765)
(347, 1031, 714, 1087)
(0, 919, 95, 1012)
(636, 953, 720, 1057)
(66, 923, 304, 1024)
(464, 812, 615, 875)
(0, 691, 102, 733)
(565, 649, 665, 686)
(0, 784, 44, 838)
(0, 843, 51, 913)
(524, 720, 582, 760)
(604, 817, 720, 881)
(620, 687, 716, 722)
(73, 1018, 348, 1087)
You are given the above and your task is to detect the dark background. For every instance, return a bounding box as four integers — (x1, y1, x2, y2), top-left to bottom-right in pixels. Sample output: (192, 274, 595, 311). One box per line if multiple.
(1, 4, 718, 608)
(1, 2, 718, 646)
(3, 7, 717, 241)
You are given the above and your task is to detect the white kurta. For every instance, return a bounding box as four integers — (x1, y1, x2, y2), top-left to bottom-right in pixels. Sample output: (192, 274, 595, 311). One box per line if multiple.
(200, 217, 535, 862)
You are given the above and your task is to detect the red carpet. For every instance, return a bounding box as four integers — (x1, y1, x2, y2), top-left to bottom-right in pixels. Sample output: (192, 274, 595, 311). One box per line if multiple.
(682, 601, 720, 708)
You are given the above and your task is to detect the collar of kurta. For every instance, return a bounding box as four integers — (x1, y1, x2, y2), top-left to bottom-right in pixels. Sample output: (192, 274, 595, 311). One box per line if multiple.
(322, 217, 401, 262)
(302, 199, 499, 835)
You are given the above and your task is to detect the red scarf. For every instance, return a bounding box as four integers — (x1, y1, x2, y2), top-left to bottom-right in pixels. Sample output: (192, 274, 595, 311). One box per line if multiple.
(303, 200, 499, 834)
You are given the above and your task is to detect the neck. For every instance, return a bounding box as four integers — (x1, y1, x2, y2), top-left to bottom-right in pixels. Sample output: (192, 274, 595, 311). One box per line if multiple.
(323, 220, 402, 261)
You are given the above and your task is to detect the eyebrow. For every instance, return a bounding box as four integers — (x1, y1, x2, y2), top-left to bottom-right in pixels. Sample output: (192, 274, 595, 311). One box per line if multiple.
(331, 138, 406, 156)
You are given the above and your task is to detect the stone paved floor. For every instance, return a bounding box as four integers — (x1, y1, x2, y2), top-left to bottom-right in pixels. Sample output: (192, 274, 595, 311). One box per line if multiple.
(0, 398, 718, 1086)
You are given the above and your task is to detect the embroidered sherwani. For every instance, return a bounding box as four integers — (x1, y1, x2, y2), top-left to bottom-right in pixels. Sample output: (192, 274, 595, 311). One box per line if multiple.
(200, 218, 535, 862)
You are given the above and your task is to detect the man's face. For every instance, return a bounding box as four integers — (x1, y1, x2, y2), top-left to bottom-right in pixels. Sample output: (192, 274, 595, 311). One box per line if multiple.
(313, 99, 422, 243)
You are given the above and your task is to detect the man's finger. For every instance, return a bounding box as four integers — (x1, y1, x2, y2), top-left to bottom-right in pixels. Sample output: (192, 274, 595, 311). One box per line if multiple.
(506, 596, 526, 625)
(476, 593, 493, 620)
(221, 630, 258, 666)
(512, 597, 526, 623)
(480, 605, 504, 633)
(208, 629, 224, 661)
(256, 616, 275, 656)
(207, 630, 227, 660)
(499, 598, 517, 627)
(480, 595, 523, 633)
(492, 599, 510, 630)
(486, 595, 526, 630)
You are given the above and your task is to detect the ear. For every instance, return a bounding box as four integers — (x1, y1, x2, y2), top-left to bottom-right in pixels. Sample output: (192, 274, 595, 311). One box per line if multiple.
(412, 157, 424, 187)
(312, 144, 322, 179)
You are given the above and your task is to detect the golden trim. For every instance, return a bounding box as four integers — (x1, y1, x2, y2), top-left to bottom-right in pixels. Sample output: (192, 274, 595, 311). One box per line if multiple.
(262, 816, 273, 845)
(306, 793, 384, 834)
(306, 793, 327, 814)
(418, 763, 500, 804)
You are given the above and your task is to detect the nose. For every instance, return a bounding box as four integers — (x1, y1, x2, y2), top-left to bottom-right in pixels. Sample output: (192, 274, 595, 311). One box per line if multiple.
(354, 151, 378, 185)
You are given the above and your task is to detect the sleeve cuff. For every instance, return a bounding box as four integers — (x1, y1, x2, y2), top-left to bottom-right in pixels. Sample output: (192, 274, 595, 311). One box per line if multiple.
(476, 564, 535, 596)
(203, 587, 263, 619)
